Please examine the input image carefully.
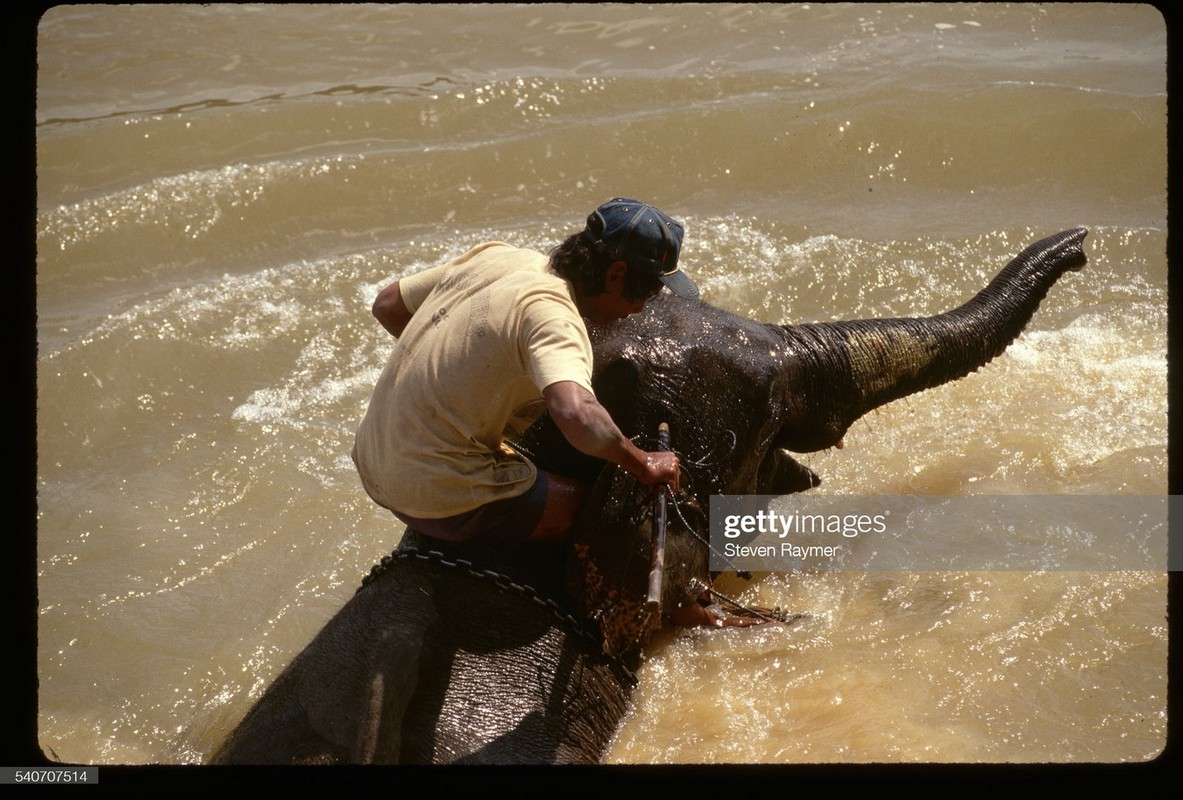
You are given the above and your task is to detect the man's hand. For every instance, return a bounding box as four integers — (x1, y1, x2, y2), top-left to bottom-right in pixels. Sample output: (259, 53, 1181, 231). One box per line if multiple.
(542, 381, 681, 489)
(639, 450, 680, 491)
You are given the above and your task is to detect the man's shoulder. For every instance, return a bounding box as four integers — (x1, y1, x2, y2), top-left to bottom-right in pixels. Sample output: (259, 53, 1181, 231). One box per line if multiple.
(432, 241, 547, 288)
(453, 241, 547, 270)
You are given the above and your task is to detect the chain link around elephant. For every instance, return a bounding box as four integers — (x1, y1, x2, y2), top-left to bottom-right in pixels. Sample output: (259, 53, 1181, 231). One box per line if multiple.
(358, 545, 639, 686)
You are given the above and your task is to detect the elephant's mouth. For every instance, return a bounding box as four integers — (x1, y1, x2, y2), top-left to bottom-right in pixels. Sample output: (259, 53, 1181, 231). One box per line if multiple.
(755, 444, 822, 496)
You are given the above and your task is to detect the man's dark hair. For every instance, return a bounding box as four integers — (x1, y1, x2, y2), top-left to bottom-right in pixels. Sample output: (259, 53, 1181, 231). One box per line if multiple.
(549, 232, 664, 301)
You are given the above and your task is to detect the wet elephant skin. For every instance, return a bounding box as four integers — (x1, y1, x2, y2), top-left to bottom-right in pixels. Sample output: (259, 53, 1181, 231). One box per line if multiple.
(212, 532, 634, 764)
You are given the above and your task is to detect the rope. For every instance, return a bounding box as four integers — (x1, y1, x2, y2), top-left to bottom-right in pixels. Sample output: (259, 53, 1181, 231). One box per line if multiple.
(706, 584, 808, 626)
(664, 489, 752, 580)
(640, 485, 809, 626)
(633, 427, 806, 624)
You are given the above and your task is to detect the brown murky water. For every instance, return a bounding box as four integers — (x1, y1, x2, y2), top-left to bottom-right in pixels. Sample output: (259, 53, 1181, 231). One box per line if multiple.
(35, 3, 1167, 765)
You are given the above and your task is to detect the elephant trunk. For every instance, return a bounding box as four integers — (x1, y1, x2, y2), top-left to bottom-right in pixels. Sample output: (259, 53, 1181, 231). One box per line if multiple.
(774, 227, 1087, 452)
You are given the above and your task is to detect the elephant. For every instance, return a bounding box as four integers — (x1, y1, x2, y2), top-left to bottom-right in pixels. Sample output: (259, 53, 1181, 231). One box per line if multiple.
(211, 226, 1088, 764)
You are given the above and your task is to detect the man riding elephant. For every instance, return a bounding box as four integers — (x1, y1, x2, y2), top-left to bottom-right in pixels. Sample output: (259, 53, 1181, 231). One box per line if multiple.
(352, 198, 692, 545)
(217, 222, 1089, 765)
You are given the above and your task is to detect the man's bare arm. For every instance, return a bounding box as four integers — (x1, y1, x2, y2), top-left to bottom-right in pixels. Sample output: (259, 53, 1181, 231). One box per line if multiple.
(372, 281, 414, 337)
(542, 381, 680, 489)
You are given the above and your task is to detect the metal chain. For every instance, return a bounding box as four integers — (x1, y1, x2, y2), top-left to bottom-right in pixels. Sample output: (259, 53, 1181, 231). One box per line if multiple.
(358, 545, 638, 686)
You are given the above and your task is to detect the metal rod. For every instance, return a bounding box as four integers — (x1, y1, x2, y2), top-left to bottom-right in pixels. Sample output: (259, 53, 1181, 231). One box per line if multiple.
(645, 422, 670, 613)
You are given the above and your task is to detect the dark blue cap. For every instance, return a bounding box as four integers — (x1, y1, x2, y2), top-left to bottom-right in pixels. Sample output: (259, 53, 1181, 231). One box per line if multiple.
(580, 198, 699, 300)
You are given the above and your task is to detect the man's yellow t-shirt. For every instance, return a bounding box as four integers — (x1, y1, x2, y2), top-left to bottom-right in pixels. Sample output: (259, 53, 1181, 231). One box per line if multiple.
(354, 242, 595, 519)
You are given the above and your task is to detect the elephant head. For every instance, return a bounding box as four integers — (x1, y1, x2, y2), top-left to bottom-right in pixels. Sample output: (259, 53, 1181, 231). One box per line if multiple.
(514, 227, 1088, 657)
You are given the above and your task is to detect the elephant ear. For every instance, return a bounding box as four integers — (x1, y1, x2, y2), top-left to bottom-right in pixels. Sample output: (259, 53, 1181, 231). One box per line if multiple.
(587, 355, 647, 435)
(564, 465, 659, 660)
(509, 355, 646, 485)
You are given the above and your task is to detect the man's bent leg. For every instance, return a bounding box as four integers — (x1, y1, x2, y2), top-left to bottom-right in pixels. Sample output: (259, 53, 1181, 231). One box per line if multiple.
(526, 472, 589, 542)
(391, 471, 587, 544)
